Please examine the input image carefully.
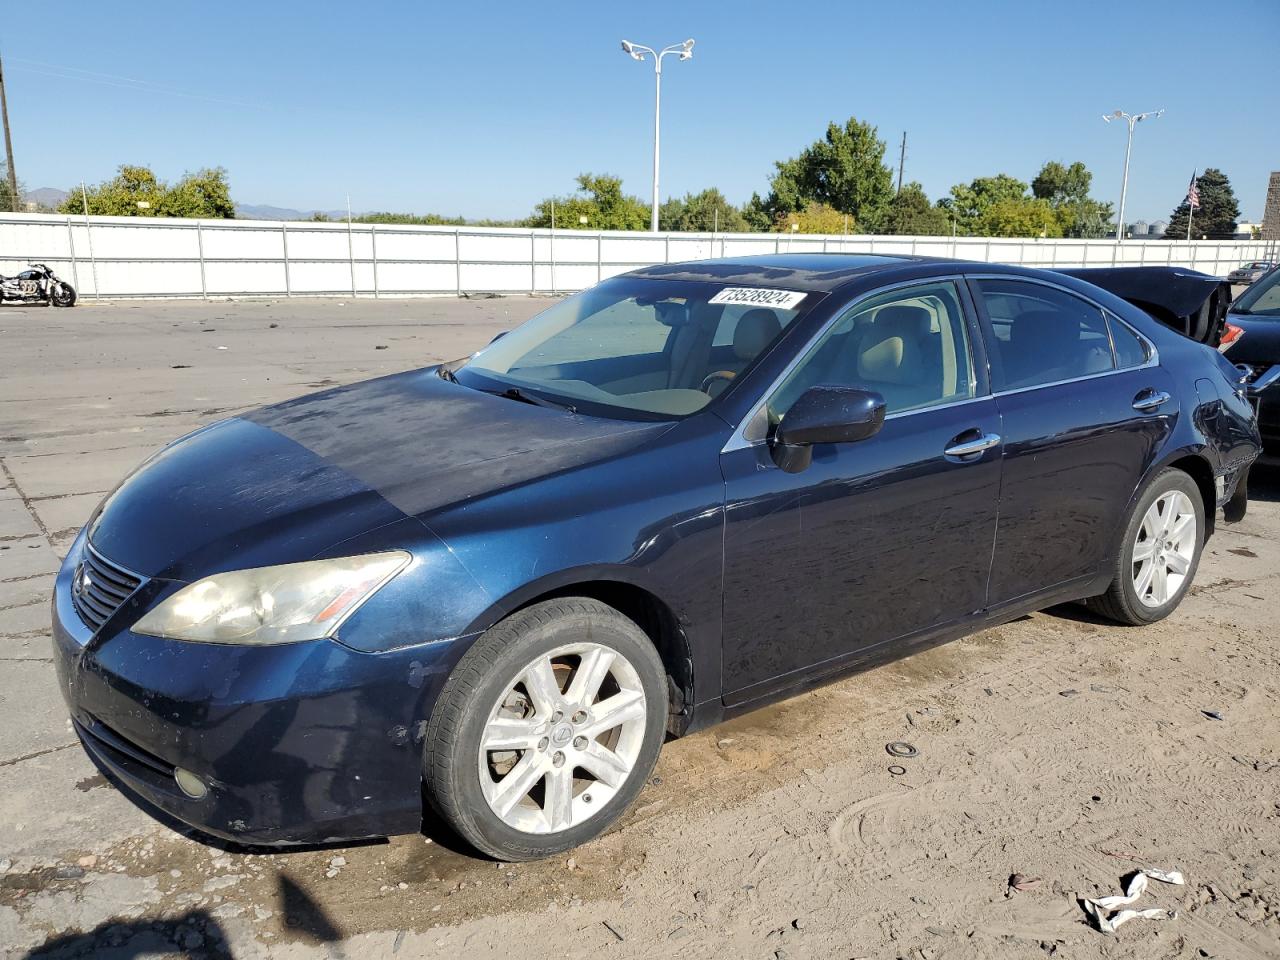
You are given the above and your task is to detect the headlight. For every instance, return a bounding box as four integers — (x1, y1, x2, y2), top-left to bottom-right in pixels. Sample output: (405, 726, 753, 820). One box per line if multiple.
(132, 551, 410, 645)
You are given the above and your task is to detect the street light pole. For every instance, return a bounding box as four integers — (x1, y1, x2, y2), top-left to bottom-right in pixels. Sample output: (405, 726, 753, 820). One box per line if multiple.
(1102, 108, 1163, 243)
(621, 38, 695, 233)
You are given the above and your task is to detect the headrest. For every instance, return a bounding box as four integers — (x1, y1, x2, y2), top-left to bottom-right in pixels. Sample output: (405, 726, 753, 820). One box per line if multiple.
(857, 306, 930, 386)
(732, 309, 782, 361)
(873, 304, 932, 338)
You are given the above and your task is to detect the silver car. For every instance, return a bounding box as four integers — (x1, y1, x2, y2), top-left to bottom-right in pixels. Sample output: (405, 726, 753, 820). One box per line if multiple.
(1227, 261, 1278, 285)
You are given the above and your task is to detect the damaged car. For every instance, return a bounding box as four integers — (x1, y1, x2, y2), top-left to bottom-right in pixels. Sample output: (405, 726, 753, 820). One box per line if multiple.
(53, 254, 1260, 861)
(1221, 263, 1280, 451)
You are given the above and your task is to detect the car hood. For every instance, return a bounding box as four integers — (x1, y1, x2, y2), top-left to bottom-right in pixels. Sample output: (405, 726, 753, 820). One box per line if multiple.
(89, 368, 671, 580)
(1225, 312, 1280, 364)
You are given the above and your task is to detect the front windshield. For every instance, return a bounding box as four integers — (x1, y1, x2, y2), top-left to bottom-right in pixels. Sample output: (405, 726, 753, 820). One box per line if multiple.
(456, 277, 814, 419)
(1232, 268, 1280, 317)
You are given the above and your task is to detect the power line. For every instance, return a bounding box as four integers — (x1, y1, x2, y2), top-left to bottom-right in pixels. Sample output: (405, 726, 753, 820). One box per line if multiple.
(7, 58, 268, 110)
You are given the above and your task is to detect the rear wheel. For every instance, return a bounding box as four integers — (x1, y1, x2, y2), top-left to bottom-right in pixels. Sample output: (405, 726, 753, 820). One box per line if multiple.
(423, 597, 667, 861)
(1089, 468, 1204, 625)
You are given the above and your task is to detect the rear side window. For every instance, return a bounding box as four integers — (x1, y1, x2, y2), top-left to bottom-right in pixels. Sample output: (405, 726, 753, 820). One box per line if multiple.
(1109, 315, 1150, 369)
(977, 279, 1115, 390)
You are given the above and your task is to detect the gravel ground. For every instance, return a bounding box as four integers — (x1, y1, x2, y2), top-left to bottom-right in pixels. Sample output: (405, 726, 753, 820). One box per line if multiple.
(1, 296, 1277, 960)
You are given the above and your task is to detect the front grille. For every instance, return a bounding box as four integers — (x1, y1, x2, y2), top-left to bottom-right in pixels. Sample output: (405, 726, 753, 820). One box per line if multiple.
(72, 544, 144, 631)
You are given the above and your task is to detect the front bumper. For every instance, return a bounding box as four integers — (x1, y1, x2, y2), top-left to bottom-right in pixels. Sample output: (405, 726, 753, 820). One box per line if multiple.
(52, 536, 465, 845)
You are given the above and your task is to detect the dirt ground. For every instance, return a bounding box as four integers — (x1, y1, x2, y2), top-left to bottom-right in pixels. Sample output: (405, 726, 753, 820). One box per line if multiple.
(1, 296, 1277, 960)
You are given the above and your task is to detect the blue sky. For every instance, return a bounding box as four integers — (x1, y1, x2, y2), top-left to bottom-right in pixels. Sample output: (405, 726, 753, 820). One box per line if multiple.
(9, 0, 1278, 222)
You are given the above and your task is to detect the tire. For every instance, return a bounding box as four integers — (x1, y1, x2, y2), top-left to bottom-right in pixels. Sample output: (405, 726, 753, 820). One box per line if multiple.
(423, 597, 668, 861)
(51, 283, 76, 307)
(1088, 468, 1205, 625)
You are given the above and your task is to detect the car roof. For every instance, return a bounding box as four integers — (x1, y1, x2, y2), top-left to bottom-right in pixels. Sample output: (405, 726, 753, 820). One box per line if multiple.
(625, 253, 990, 293)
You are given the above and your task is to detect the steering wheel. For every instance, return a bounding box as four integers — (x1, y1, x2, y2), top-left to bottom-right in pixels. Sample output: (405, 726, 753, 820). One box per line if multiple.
(700, 370, 736, 395)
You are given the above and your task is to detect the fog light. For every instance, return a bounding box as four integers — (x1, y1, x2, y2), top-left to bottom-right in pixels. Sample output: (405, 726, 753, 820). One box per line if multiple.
(174, 767, 208, 800)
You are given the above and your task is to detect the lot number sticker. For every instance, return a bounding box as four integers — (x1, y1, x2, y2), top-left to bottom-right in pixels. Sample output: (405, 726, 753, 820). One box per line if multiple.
(708, 287, 807, 310)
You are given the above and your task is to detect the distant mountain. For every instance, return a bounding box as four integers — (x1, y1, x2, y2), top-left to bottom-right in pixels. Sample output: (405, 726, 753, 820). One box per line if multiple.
(234, 202, 354, 221)
(24, 187, 69, 209)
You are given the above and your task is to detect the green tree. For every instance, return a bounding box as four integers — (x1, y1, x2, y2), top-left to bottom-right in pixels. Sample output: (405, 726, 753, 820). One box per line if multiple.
(1030, 160, 1113, 238)
(939, 174, 1028, 233)
(742, 192, 773, 232)
(758, 117, 894, 229)
(359, 211, 466, 225)
(773, 202, 848, 234)
(974, 197, 1063, 238)
(879, 182, 951, 236)
(527, 173, 649, 230)
(659, 188, 748, 232)
(158, 167, 236, 218)
(0, 164, 25, 212)
(1164, 168, 1240, 240)
(1031, 161, 1091, 206)
(58, 164, 235, 218)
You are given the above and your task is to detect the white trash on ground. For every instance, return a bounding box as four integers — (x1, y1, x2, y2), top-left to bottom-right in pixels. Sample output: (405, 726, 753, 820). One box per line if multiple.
(1082, 867, 1185, 934)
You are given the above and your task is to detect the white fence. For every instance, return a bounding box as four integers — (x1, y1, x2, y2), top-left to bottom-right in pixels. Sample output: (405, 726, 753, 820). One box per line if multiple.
(1, 212, 1275, 300)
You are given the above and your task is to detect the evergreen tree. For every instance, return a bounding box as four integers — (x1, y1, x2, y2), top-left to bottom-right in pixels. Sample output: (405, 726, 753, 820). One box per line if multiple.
(1164, 168, 1240, 240)
(879, 182, 951, 235)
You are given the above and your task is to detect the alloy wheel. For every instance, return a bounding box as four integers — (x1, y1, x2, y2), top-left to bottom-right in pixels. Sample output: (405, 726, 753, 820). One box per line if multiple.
(1132, 490, 1197, 608)
(478, 642, 647, 834)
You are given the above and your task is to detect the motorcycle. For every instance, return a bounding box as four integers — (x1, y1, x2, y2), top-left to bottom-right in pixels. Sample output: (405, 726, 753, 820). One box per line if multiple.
(0, 263, 77, 307)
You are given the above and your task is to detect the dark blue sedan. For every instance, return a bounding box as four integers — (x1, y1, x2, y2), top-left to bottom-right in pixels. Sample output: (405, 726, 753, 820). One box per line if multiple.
(53, 255, 1260, 860)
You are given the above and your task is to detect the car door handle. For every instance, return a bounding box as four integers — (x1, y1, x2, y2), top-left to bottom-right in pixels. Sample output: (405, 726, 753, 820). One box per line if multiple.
(944, 432, 1001, 458)
(1132, 390, 1171, 412)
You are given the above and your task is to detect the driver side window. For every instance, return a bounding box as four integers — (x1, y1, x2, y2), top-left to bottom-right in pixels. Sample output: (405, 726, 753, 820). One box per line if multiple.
(767, 281, 976, 423)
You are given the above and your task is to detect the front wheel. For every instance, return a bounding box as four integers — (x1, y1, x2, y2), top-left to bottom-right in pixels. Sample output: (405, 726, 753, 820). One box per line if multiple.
(423, 597, 668, 861)
(1088, 467, 1205, 625)
(51, 282, 76, 307)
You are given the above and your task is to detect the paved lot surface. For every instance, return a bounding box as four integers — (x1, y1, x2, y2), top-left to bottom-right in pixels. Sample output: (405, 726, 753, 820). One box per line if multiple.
(2, 297, 1278, 959)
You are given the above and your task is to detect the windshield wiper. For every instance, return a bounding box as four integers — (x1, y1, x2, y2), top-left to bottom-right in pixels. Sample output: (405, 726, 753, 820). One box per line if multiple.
(437, 365, 459, 383)
(493, 386, 577, 414)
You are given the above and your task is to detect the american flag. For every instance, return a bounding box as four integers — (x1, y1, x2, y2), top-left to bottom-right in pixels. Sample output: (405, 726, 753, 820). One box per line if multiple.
(1185, 171, 1201, 210)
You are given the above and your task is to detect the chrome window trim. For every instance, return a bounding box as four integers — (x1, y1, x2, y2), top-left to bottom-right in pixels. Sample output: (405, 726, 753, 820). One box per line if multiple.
(722, 274, 972, 453)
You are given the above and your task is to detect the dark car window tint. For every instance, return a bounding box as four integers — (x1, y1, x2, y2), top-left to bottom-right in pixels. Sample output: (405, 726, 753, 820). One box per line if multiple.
(977, 280, 1115, 390)
(1109, 315, 1149, 369)
(768, 281, 976, 421)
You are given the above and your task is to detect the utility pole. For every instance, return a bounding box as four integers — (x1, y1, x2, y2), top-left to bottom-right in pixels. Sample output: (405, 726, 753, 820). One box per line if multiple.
(896, 131, 907, 195)
(0, 51, 18, 211)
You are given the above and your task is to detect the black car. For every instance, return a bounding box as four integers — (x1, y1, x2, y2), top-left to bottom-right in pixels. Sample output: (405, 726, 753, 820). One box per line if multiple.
(1224, 263, 1280, 450)
(53, 255, 1260, 861)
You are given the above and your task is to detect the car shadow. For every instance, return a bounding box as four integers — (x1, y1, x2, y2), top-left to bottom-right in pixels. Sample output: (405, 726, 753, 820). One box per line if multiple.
(1247, 459, 1280, 502)
(23, 872, 344, 958)
(1041, 602, 1112, 626)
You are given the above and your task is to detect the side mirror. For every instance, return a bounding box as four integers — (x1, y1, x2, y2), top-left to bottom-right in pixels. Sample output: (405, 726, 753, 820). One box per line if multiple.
(772, 385, 886, 473)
